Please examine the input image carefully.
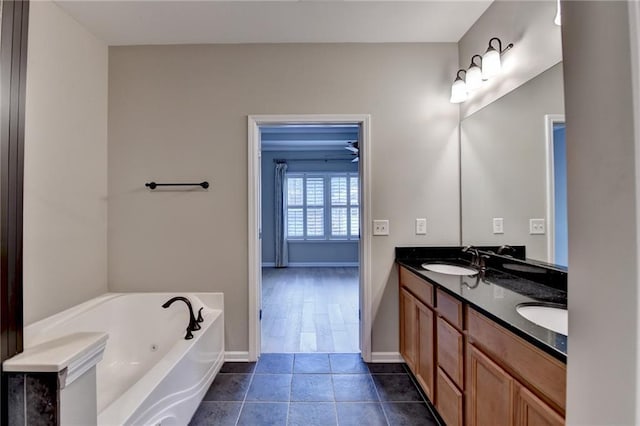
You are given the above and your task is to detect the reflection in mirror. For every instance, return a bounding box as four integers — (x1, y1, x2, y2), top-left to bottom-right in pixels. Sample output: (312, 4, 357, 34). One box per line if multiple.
(461, 63, 566, 266)
(548, 116, 567, 266)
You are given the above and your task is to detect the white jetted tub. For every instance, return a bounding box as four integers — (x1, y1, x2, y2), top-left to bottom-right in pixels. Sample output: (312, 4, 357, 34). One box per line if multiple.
(24, 292, 224, 425)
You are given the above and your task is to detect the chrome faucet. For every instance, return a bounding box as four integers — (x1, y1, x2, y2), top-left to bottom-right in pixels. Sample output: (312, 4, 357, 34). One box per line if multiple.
(497, 245, 515, 256)
(162, 296, 200, 340)
(462, 245, 480, 266)
(462, 246, 489, 271)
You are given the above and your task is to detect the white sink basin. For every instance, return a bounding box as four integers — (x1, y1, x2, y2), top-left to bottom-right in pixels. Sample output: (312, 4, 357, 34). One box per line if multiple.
(421, 263, 478, 276)
(516, 304, 568, 336)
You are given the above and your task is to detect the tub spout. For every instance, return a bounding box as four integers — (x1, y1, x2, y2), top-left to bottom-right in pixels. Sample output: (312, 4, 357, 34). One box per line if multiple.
(162, 297, 199, 339)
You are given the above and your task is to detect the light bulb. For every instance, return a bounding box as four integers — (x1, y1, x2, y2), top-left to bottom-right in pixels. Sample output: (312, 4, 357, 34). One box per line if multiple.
(450, 78, 467, 104)
(482, 48, 501, 80)
(466, 64, 483, 91)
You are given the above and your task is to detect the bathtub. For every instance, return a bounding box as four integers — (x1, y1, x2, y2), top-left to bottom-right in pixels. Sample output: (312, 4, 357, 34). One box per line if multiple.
(24, 292, 225, 425)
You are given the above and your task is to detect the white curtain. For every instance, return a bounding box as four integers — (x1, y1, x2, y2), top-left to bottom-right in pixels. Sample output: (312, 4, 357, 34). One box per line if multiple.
(274, 162, 288, 267)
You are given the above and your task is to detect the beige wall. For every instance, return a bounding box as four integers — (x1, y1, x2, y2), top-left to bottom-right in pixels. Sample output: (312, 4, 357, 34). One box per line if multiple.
(458, 1, 563, 118)
(23, 0, 109, 324)
(562, 2, 638, 423)
(108, 44, 461, 353)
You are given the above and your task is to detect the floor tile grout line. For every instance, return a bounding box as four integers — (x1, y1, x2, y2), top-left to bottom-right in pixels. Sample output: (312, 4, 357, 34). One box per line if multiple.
(330, 370, 339, 425)
(234, 366, 256, 426)
(369, 372, 391, 426)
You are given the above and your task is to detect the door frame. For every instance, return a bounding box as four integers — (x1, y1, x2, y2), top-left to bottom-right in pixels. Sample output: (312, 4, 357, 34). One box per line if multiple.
(247, 114, 372, 361)
(544, 114, 565, 264)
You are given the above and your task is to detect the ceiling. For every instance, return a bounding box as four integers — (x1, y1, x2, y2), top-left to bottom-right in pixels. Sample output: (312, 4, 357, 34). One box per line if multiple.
(261, 124, 359, 151)
(54, 0, 493, 45)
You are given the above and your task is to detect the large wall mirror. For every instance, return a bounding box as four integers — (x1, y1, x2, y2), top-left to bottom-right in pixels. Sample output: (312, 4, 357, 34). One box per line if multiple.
(460, 62, 566, 267)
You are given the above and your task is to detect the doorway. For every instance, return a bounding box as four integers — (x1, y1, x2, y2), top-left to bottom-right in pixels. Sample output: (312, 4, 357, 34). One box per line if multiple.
(545, 114, 567, 267)
(247, 115, 372, 361)
(261, 124, 360, 353)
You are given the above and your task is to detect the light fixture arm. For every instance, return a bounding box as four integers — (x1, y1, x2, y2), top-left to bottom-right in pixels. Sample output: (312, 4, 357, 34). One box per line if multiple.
(469, 54, 482, 68)
(487, 37, 514, 55)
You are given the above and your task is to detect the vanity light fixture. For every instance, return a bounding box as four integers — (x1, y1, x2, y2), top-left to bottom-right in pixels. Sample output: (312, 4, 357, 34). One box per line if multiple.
(449, 38, 513, 103)
(450, 69, 468, 104)
(466, 55, 483, 91)
(482, 37, 513, 80)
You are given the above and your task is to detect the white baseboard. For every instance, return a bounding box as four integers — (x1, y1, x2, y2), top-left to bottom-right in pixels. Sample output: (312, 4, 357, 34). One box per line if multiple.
(371, 352, 405, 363)
(261, 262, 359, 268)
(225, 351, 250, 362)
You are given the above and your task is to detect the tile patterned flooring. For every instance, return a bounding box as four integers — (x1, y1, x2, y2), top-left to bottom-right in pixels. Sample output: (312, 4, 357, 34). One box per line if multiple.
(190, 353, 438, 426)
(261, 267, 359, 353)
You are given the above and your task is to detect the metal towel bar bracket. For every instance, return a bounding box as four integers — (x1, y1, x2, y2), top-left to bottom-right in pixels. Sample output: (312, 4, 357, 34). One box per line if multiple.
(145, 181, 209, 190)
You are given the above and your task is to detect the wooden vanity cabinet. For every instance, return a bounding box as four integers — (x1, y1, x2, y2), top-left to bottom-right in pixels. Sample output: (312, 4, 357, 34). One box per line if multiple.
(467, 307, 566, 426)
(399, 267, 435, 400)
(398, 266, 566, 426)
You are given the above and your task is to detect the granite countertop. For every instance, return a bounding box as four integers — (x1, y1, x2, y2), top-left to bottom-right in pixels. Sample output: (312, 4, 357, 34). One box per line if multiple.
(396, 248, 567, 363)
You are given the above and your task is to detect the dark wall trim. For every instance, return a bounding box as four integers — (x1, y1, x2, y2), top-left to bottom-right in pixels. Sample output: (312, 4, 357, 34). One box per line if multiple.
(1, 0, 29, 423)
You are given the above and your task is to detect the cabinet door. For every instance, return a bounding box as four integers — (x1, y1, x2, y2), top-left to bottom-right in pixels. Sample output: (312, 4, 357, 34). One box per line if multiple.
(517, 386, 564, 426)
(416, 301, 435, 400)
(400, 288, 417, 370)
(467, 344, 516, 426)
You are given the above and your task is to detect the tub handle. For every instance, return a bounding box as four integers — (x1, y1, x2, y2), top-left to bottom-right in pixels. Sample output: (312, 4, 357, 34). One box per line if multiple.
(197, 307, 204, 323)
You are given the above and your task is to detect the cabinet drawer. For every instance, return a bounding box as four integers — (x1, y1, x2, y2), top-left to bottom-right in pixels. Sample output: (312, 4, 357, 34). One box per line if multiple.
(467, 307, 566, 414)
(436, 367, 463, 426)
(399, 266, 433, 306)
(437, 317, 464, 388)
(437, 288, 463, 329)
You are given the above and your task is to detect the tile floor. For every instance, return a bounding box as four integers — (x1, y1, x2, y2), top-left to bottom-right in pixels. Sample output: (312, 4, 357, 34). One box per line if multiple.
(190, 353, 439, 426)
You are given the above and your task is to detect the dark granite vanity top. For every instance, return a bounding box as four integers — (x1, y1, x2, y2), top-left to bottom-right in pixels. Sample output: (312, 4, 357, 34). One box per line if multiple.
(396, 246, 567, 362)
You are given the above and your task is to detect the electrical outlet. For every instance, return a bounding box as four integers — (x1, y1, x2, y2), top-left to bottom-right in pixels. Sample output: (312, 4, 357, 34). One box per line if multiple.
(373, 220, 389, 236)
(416, 218, 427, 235)
(492, 218, 504, 234)
(529, 218, 546, 235)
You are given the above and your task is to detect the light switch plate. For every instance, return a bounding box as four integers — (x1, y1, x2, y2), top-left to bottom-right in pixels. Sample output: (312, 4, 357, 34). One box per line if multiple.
(529, 218, 546, 234)
(492, 218, 504, 234)
(416, 218, 427, 235)
(373, 220, 389, 236)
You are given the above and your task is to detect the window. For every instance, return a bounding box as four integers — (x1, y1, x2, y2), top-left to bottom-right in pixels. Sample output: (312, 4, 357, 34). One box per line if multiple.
(286, 173, 360, 240)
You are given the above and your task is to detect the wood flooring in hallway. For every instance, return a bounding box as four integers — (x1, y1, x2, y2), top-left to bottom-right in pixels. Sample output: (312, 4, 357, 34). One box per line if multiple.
(261, 267, 359, 353)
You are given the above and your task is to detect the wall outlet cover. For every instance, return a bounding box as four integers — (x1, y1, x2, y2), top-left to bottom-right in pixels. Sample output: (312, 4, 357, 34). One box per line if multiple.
(373, 220, 390, 236)
(415, 218, 427, 235)
(529, 218, 546, 235)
